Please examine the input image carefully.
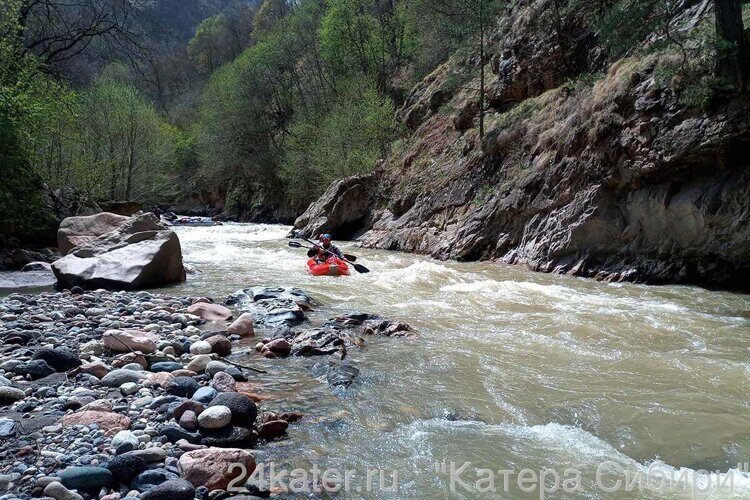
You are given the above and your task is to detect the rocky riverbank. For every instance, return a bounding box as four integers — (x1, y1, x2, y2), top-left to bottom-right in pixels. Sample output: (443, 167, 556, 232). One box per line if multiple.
(0, 286, 414, 499)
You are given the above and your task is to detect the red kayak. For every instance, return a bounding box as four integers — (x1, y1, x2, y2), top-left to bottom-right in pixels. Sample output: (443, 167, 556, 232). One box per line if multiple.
(307, 257, 350, 276)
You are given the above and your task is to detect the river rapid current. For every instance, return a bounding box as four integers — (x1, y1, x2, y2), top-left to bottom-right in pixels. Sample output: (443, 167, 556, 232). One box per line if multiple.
(7, 222, 750, 499)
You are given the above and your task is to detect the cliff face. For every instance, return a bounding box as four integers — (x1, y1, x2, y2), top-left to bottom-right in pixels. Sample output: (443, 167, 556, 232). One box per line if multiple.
(294, 0, 750, 291)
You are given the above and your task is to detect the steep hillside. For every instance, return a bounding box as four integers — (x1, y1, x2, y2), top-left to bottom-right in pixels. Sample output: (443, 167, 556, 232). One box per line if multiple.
(294, 0, 750, 290)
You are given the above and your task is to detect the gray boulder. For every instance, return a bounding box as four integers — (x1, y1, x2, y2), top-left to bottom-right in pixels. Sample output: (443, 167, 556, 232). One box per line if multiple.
(52, 213, 185, 291)
(57, 212, 129, 255)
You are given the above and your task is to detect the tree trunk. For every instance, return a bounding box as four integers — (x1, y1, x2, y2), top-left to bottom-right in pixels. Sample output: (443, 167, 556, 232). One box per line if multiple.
(479, 0, 486, 138)
(715, 0, 748, 91)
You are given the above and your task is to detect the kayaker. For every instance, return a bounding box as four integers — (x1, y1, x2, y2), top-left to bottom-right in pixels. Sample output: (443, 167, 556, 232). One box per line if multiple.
(309, 234, 344, 263)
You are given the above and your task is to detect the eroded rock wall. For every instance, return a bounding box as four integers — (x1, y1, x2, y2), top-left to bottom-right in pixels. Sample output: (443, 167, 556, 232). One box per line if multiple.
(294, 0, 750, 290)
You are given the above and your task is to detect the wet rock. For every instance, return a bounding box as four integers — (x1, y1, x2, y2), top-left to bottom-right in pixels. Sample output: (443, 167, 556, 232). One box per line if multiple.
(186, 302, 232, 321)
(178, 448, 256, 490)
(59, 466, 113, 490)
(107, 455, 147, 483)
(101, 369, 148, 388)
(33, 347, 82, 372)
(140, 479, 196, 500)
(44, 481, 84, 500)
(103, 330, 158, 354)
(0, 386, 26, 405)
(260, 338, 291, 358)
(209, 393, 257, 427)
(226, 313, 254, 336)
(198, 405, 232, 429)
(62, 410, 131, 430)
(257, 420, 288, 440)
(326, 362, 359, 389)
(290, 329, 343, 357)
(165, 376, 200, 398)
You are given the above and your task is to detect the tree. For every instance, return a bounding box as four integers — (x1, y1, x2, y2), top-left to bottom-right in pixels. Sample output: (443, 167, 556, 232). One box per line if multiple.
(419, 0, 502, 137)
(188, 14, 236, 73)
(714, 0, 748, 91)
(18, 0, 143, 72)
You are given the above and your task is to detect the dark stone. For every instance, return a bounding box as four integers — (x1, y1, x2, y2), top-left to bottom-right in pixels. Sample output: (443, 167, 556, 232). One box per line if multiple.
(140, 479, 196, 500)
(209, 393, 257, 427)
(115, 442, 135, 455)
(15, 359, 56, 380)
(257, 420, 288, 440)
(159, 423, 201, 444)
(327, 363, 359, 388)
(149, 362, 182, 373)
(205, 335, 231, 356)
(170, 399, 203, 421)
(200, 425, 255, 447)
(59, 466, 114, 490)
(107, 455, 148, 483)
(130, 468, 179, 492)
(33, 346, 82, 372)
(165, 376, 199, 398)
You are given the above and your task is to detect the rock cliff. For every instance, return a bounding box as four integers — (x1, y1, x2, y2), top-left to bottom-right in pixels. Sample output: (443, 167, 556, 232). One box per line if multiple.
(294, 0, 750, 291)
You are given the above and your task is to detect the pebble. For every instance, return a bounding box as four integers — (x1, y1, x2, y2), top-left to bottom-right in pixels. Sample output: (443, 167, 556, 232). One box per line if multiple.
(189, 341, 212, 355)
(44, 481, 84, 500)
(197, 405, 232, 429)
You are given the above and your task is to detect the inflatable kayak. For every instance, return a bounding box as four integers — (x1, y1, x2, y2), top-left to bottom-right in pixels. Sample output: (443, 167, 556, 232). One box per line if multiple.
(307, 257, 350, 276)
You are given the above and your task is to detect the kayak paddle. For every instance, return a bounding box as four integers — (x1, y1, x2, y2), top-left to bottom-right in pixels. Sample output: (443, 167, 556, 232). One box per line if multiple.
(287, 240, 370, 274)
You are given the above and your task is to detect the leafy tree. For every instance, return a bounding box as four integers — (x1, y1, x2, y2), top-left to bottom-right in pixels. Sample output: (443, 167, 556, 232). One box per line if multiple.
(281, 78, 400, 209)
(188, 13, 249, 73)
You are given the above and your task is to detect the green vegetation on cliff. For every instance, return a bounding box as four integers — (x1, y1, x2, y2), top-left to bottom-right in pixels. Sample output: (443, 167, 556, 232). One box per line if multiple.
(1, 0, 747, 242)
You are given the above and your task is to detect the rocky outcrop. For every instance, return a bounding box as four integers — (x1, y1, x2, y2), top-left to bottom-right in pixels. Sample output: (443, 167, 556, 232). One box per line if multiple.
(294, 0, 750, 291)
(57, 212, 130, 255)
(293, 172, 380, 239)
(52, 213, 186, 290)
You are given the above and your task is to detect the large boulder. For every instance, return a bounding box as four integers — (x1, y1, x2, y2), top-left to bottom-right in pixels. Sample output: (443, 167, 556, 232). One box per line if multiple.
(57, 212, 129, 255)
(52, 213, 186, 290)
